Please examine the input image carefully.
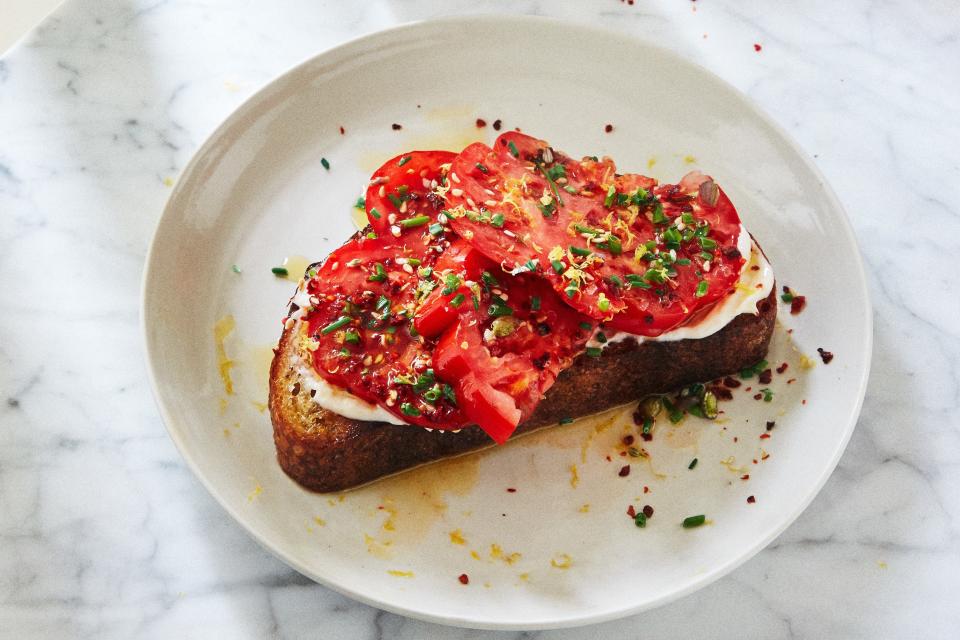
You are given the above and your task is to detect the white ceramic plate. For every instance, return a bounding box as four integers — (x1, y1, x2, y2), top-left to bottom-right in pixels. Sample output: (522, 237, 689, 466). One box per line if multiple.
(142, 16, 871, 630)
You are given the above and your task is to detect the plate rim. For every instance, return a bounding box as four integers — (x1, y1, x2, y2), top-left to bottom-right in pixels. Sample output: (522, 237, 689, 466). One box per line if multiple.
(140, 13, 873, 630)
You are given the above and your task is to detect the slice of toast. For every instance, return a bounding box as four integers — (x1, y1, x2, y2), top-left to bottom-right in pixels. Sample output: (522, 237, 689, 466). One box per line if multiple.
(269, 290, 777, 493)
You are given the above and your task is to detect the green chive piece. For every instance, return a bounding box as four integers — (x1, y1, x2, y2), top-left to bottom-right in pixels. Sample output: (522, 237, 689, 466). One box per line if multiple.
(607, 235, 622, 255)
(570, 245, 591, 257)
(354, 197, 366, 209)
(400, 402, 422, 417)
(651, 203, 666, 224)
(683, 515, 706, 528)
(559, 417, 574, 425)
(507, 141, 519, 157)
(366, 231, 378, 239)
(642, 416, 653, 434)
(399, 215, 430, 228)
(397, 155, 411, 167)
(321, 316, 352, 335)
(699, 237, 718, 250)
(368, 263, 387, 282)
(598, 297, 610, 312)
(369, 207, 382, 220)
(271, 267, 288, 277)
(695, 280, 709, 298)
(634, 513, 647, 528)
(604, 185, 617, 208)
(491, 213, 505, 228)
(551, 260, 564, 273)
(387, 193, 403, 209)
(596, 332, 607, 344)
(586, 347, 602, 358)
(344, 331, 360, 345)
(231, 264, 242, 274)
(676, 258, 692, 266)
(475, 162, 488, 173)
(579, 321, 592, 330)
(428, 223, 443, 236)
(530, 296, 541, 311)
(563, 185, 579, 194)
(450, 293, 465, 308)
(781, 292, 795, 302)
(481, 271, 499, 287)
(688, 458, 698, 470)
(761, 388, 774, 402)
(321, 157, 330, 170)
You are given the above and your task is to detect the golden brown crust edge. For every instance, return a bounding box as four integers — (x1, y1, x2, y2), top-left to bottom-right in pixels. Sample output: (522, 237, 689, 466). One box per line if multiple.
(269, 290, 777, 493)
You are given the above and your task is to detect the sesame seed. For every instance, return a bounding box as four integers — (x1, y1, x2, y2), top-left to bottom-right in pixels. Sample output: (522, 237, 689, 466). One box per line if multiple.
(451, 188, 464, 197)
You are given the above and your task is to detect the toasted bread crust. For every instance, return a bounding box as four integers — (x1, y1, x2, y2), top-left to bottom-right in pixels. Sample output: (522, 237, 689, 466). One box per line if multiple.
(269, 290, 777, 492)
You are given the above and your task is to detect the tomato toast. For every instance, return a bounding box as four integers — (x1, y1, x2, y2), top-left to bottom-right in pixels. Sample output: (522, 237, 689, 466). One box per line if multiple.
(269, 134, 776, 492)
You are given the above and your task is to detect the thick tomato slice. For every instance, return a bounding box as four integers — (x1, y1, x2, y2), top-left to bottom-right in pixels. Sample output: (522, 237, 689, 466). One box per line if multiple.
(365, 150, 457, 235)
(302, 233, 467, 429)
(444, 132, 746, 336)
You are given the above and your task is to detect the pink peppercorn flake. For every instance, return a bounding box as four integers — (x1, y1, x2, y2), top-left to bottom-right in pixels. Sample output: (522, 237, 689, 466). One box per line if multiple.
(458, 573, 469, 585)
(754, 43, 762, 52)
(618, 465, 631, 477)
(747, 495, 756, 504)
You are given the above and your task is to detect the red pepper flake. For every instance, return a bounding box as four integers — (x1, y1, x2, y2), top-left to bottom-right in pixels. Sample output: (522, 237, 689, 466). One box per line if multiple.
(492, 119, 502, 131)
(758, 368, 773, 384)
(741, 474, 750, 480)
(604, 124, 614, 133)
(753, 393, 763, 400)
(747, 495, 756, 504)
(642, 505, 654, 518)
(506, 487, 516, 493)
(817, 348, 834, 364)
(733, 437, 739, 443)
(391, 123, 402, 130)
(339, 126, 345, 135)
(745, 386, 752, 392)
(618, 465, 631, 477)
(458, 573, 469, 585)
(760, 433, 771, 440)
(787, 378, 797, 384)
(626, 505, 636, 517)
(723, 376, 742, 388)
(623, 434, 635, 446)
(776, 362, 789, 374)
(710, 385, 733, 401)
(619, 451, 627, 457)
(754, 43, 763, 52)
(605, 455, 612, 462)
(802, 399, 807, 405)
(750, 265, 760, 271)
(762, 453, 770, 461)
(766, 421, 776, 431)
(640, 432, 652, 442)
(752, 459, 758, 464)
(790, 296, 807, 314)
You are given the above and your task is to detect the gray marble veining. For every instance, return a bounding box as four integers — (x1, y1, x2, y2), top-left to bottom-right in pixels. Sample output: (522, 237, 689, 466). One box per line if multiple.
(1, 1, 958, 638)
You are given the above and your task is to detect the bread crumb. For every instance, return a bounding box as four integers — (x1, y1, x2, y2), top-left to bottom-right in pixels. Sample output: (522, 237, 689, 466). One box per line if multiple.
(550, 553, 572, 569)
(449, 529, 466, 545)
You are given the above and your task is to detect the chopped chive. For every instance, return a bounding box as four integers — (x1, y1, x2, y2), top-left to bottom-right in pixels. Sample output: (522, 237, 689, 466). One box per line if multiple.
(781, 291, 795, 303)
(271, 267, 288, 277)
(366, 231, 378, 239)
(475, 162, 488, 173)
(354, 197, 366, 209)
(634, 512, 647, 528)
(642, 416, 653, 434)
(551, 259, 564, 273)
(651, 203, 666, 224)
(682, 515, 706, 528)
(570, 245, 591, 257)
(367, 263, 387, 282)
(507, 141, 520, 157)
(695, 280, 709, 297)
(428, 223, 443, 236)
(344, 331, 360, 345)
(442, 384, 458, 405)
(688, 458, 698, 470)
(579, 321, 592, 330)
(559, 417, 574, 425)
(491, 213, 505, 228)
(369, 207, 382, 220)
(699, 237, 717, 250)
(563, 185, 579, 194)
(375, 295, 391, 312)
(321, 157, 330, 170)
(399, 215, 430, 228)
(231, 264, 242, 274)
(598, 297, 610, 312)
(604, 185, 617, 208)
(450, 293, 465, 307)
(387, 193, 403, 209)
(321, 316, 352, 334)
(488, 301, 513, 317)
(607, 235, 622, 255)
(608, 275, 623, 287)
(481, 271, 499, 287)
(676, 258, 692, 266)
(585, 347, 602, 358)
(339, 347, 350, 357)
(471, 294, 480, 310)
(400, 402, 421, 417)
(407, 258, 421, 266)
(530, 296, 541, 311)
(761, 388, 774, 402)
(397, 155, 411, 167)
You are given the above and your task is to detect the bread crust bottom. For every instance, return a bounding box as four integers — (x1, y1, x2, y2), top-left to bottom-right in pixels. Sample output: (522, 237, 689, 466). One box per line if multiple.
(269, 291, 777, 492)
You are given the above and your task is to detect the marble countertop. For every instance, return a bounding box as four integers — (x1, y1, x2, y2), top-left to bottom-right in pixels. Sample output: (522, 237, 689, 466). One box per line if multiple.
(2, 1, 958, 638)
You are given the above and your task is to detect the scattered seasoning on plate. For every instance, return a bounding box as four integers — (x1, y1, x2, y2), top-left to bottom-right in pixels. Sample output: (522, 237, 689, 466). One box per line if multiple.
(475, 118, 486, 128)
(817, 348, 834, 364)
(682, 514, 706, 528)
(458, 573, 469, 585)
(320, 157, 330, 170)
(231, 264, 242, 274)
(760, 433, 771, 440)
(492, 118, 502, 131)
(758, 368, 773, 384)
(506, 487, 516, 493)
(766, 420, 776, 431)
(688, 458, 698, 470)
(391, 123, 402, 130)
(754, 43, 763, 52)
(339, 126, 345, 135)
(271, 266, 288, 277)
(618, 465, 631, 477)
(643, 505, 654, 518)
(723, 376, 741, 388)
(776, 362, 789, 374)
(626, 505, 636, 517)
(604, 123, 614, 133)
(740, 474, 750, 480)
(634, 512, 647, 528)
(622, 434, 635, 446)
(559, 417, 573, 424)
(747, 495, 756, 504)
